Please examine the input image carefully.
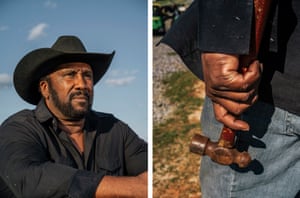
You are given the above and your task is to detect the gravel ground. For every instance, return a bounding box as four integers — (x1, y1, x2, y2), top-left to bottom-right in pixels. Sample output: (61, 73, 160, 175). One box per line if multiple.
(152, 36, 187, 124)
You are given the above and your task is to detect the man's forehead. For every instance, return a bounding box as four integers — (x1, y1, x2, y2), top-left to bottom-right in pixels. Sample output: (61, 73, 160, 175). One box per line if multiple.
(56, 62, 92, 70)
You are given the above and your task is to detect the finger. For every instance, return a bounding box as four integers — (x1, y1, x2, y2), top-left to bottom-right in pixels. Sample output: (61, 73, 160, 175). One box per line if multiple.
(212, 60, 262, 92)
(212, 94, 258, 115)
(242, 60, 263, 89)
(213, 102, 250, 131)
(207, 86, 258, 103)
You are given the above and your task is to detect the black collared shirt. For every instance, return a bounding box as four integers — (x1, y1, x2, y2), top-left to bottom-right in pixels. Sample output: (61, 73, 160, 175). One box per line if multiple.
(161, 0, 300, 116)
(0, 100, 147, 198)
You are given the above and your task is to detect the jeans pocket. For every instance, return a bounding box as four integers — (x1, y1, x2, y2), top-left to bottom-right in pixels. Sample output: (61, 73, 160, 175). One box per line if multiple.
(286, 111, 300, 136)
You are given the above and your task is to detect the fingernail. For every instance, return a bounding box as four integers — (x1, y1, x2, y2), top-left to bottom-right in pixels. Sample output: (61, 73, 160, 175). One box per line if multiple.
(241, 125, 250, 131)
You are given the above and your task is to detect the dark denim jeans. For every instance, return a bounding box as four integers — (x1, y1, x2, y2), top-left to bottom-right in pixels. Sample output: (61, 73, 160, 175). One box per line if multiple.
(200, 98, 300, 198)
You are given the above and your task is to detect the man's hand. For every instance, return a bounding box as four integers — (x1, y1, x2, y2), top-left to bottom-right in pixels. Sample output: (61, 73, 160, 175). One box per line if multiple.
(201, 52, 262, 131)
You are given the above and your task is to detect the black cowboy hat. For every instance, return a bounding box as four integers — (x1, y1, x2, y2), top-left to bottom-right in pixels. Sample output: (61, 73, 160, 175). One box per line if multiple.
(13, 35, 115, 105)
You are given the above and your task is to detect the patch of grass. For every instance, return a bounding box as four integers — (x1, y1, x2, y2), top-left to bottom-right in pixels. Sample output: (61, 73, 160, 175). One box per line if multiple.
(167, 52, 178, 56)
(154, 71, 203, 149)
(163, 71, 201, 112)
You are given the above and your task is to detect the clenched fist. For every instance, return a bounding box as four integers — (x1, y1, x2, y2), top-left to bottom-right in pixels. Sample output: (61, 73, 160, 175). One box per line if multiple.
(201, 52, 262, 131)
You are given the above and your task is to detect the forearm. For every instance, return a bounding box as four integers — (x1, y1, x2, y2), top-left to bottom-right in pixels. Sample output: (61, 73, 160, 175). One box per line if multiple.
(0, 125, 103, 198)
(95, 172, 147, 198)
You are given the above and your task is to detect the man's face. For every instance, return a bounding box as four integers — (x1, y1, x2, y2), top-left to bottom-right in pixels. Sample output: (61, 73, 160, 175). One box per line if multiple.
(41, 62, 94, 120)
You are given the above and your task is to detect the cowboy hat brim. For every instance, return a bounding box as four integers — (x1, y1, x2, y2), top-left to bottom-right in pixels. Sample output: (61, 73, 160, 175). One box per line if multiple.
(13, 47, 115, 105)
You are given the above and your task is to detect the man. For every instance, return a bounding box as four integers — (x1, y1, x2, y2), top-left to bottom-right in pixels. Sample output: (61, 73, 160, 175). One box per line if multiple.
(0, 35, 147, 197)
(161, 0, 299, 197)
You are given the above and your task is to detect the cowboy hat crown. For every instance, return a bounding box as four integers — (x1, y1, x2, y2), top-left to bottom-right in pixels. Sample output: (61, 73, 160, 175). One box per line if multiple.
(13, 35, 115, 105)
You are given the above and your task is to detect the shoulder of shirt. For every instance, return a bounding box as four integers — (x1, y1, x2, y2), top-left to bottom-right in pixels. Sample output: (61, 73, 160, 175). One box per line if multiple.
(88, 110, 129, 127)
(1, 109, 34, 126)
(88, 110, 122, 123)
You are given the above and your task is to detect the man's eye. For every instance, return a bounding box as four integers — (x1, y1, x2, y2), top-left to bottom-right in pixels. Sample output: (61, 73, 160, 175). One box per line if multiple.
(84, 72, 93, 79)
(65, 71, 76, 77)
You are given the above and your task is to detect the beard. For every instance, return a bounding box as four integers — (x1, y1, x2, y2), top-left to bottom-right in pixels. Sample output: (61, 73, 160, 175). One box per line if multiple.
(47, 81, 92, 120)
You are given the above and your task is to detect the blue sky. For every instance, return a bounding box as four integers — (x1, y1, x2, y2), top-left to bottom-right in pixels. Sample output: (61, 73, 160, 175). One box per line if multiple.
(0, 0, 148, 140)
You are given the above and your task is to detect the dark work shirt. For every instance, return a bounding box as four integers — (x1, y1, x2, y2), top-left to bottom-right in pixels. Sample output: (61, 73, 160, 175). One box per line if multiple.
(0, 100, 147, 198)
(161, 0, 300, 116)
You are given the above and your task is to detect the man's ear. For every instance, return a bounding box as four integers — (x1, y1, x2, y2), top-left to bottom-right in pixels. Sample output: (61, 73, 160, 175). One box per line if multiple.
(39, 79, 49, 99)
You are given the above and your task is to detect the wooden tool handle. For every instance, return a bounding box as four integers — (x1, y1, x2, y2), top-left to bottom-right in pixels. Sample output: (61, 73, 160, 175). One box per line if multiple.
(218, 0, 272, 148)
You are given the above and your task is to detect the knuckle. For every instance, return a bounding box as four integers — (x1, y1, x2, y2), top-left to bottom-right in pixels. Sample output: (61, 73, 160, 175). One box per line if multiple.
(232, 105, 245, 115)
(242, 93, 250, 102)
(209, 89, 219, 97)
(215, 114, 223, 122)
(241, 91, 254, 102)
(205, 87, 213, 97)
(206, 87, 220, 99)
(240, 83, 250, 91)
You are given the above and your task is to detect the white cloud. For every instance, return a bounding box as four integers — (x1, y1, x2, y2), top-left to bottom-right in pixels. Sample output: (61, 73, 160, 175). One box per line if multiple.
(110, 69, 138, 77)
(27, 23, 48, 41)
(105, 69, 138, 86)
(44, 0, 57, 8)
(0, 73, 12, 87)
(0, 26, 8, 31)
(105, 76, 136, 86)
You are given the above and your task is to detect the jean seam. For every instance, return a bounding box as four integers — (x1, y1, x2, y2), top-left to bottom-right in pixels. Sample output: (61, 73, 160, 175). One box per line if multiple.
(285, 111, 292, 135)
(229, 170, 235, 198)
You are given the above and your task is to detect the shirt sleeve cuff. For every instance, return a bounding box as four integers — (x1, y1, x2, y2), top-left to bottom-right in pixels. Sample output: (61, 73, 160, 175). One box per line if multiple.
(197, 0, 253, 54)
(68, 170, 104, 198)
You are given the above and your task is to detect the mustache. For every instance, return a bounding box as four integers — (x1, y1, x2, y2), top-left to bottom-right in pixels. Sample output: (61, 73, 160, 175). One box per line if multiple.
(69, 90, 90, 100)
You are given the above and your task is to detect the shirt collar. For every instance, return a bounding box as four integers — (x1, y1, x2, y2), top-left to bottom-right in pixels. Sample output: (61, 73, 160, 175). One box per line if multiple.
(34, 99, 55, 123)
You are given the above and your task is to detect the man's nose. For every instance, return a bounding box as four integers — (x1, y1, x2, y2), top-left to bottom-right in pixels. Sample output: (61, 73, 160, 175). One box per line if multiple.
(74, 74, 88, 88)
